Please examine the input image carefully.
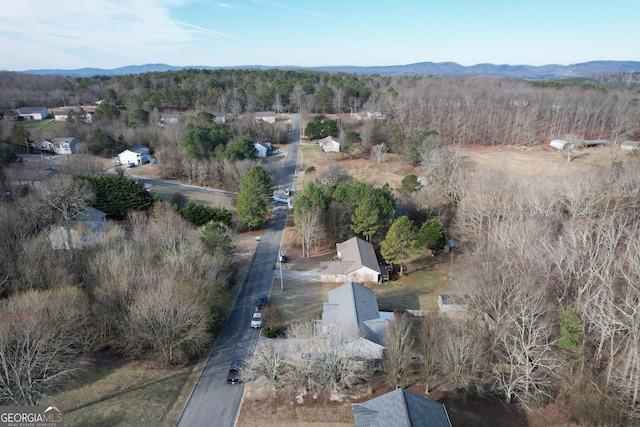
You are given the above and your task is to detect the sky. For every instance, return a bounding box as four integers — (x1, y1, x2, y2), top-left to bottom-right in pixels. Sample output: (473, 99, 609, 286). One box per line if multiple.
(1, 0, 639, 71)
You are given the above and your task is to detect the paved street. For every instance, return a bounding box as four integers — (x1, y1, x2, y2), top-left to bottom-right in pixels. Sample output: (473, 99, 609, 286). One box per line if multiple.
(176, 114, 300, 427)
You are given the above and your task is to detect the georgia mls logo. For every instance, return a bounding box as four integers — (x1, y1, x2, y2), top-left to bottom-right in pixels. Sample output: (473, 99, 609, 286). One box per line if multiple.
(0, 405, 64, 427)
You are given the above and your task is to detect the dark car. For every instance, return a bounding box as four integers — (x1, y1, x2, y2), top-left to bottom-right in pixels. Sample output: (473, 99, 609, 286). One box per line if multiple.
(226, 359, 243, 384)
(257, 293, 268, 309)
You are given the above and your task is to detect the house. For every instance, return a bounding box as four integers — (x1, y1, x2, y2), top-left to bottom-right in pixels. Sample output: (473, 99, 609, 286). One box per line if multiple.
(18, 107, 49, 120)
(209, 111, 227, 125)
(160, 114, 181, 125)
(321, 237, 386, 283)
(317, 281, 393, 359)
(48, 207, 107, 250)
(437, 294, 468, 313)
(366, 111, 386, 120)
(117, 145, 152, 166)
(621, 141, 640, 151)
(255, 111, 276, 124)
(319, 135, 341, 153)
(352, 388, 452, 427)
(549, 139, 572, 150)
(254, 141, 272, 158)
(582, 139, 608, 148)
(38, 137, 78, 155)
(53, 110, 70, 121)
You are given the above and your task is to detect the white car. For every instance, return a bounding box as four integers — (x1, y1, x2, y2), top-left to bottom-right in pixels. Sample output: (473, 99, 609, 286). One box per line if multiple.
(251, 312, 263, 328)
(283, 188, 291, 196)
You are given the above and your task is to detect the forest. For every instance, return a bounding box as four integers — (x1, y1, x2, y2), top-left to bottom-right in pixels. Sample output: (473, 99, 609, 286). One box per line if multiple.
(0, 67, 640, 424)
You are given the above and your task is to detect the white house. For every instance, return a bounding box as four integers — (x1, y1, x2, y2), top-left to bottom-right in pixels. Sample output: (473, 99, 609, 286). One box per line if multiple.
(255, 111, 276, 124)
(254, 141, 271, 158)
(319, 135, 341, 153)
(549, 139, 572, 150)
(621, 141, 640, 151)
(39, 137, 78, 155)
(117, 145, 152, 166)
(321, 237, 386, 283)
(18, 107, 49, 120)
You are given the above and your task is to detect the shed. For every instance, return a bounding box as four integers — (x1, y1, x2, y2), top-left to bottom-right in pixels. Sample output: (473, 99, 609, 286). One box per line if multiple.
(582, 139, 608, 148)
(437, 294, 468, 313)
(621, 141, 640, 151)
(549, 139, 572, 150)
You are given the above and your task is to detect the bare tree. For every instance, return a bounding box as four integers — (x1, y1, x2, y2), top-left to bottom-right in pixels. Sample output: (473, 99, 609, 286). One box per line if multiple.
(0, 287, 90, 405)
(243, 343, 287, 390)
(491, 289, 562, 405)
(295, 205, 322, 258)
(371, 143, 388, 164)
(382, 314, 416, 389)
(126, 277, 209, 365)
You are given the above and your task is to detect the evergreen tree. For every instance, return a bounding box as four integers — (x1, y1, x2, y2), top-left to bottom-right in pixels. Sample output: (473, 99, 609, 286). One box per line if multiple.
(417, 218, 447, 253)
(381, 216, 418, 276)
(236, 165, 273, 229)
(78, 174, 155, 219)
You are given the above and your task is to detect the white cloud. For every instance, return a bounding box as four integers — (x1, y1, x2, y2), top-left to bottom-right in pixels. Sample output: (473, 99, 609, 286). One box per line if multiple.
(0, 0, 233, 69)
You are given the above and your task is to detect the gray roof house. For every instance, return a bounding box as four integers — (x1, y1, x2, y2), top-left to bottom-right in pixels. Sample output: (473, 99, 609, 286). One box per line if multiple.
(38, 137, 78, 155)
(255, 111, 276, 124)
(321, 237, 386, 283)
(353, 388, 452, 427)
(48, 207, 107, 250)
(117, 145, 152, 166)
(254, 141, 271, 158)
(18, 107, 49, 120)
(316, 281, 393, 359)
(319, 135, 341, 153)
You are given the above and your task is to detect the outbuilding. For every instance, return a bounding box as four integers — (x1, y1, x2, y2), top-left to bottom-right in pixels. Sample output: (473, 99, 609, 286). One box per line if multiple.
(18, 107, 49, 120)
(621, 141, 640, 151)
(549, 139, 572, 150)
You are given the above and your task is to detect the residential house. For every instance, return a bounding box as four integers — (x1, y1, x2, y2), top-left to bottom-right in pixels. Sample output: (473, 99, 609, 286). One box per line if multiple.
(621, 140, 640, 151)
(48, 207, 107, 250)
(38, 137, 78, 155)
(321, 236, 386, 283)
(160, 114, 181, 125)
(549, 139, 572, 150)
(317, 281, 393, 359)
(53, 110, 70, 121)
(255, 111, 276, 124)
(18, 107, 49, 120)
(366, 111, 386, 120)
(254, 141, 272, 158)
(209, 111, 227, 124)
(117, 145, 152, 166)
(319, 135, 341, 153)
(352, 388, 452, 427)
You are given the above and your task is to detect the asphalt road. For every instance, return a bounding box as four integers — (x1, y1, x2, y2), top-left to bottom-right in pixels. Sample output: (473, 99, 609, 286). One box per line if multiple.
(176, 114, 300, 427)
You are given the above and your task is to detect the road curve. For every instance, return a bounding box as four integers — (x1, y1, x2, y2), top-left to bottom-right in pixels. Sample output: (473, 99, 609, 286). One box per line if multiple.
(176, 114, 300, 427)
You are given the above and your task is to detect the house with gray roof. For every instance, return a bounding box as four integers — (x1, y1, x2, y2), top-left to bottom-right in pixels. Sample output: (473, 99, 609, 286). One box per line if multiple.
(255, 111, 276, 124)
(117, 145, 152, 166)
(321, 237, 386, 283)
(18, 107, 49, 120)
(319, 135, 341, 153)
(316, 281, 393, 359)
(353, 388, 452, 427)
(38, 137, 78, 155)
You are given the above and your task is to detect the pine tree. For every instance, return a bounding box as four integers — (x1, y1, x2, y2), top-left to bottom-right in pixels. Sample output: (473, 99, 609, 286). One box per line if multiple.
(381, 216, 418, 276)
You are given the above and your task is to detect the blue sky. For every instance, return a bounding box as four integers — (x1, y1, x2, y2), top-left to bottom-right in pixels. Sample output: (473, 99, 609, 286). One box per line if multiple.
(2, 0, 639, 71)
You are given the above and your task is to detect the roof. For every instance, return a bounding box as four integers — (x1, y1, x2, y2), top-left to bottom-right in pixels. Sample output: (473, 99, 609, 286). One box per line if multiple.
(353, 389, 452, 427)
(255, 141, 271, 149)
(322, 282, 380, 334)
(319, 135, 340, 149)
(255, 111, 275, 116)
(127, 144, 150, 154)
(336, 237, 380, 275)
(71, 207, 107, 223)
(621, 140, 640, 148)
(19, 107, 47, 114)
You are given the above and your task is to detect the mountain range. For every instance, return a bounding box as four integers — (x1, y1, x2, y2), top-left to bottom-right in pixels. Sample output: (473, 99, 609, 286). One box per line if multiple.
(20, 60, 640, 79)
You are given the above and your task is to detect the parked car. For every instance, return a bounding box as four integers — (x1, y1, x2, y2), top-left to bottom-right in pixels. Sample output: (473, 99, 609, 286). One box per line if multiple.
(278, 252, 286, 263)
(257, 293, 268, 309)
(251, 312, 263, 328)
(283, 188, 291, 196)
(226, 359, 243, 384)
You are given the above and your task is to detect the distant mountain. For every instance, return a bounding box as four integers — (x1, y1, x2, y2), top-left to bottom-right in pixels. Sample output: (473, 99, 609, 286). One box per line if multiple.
(21, 60, 640, 79)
